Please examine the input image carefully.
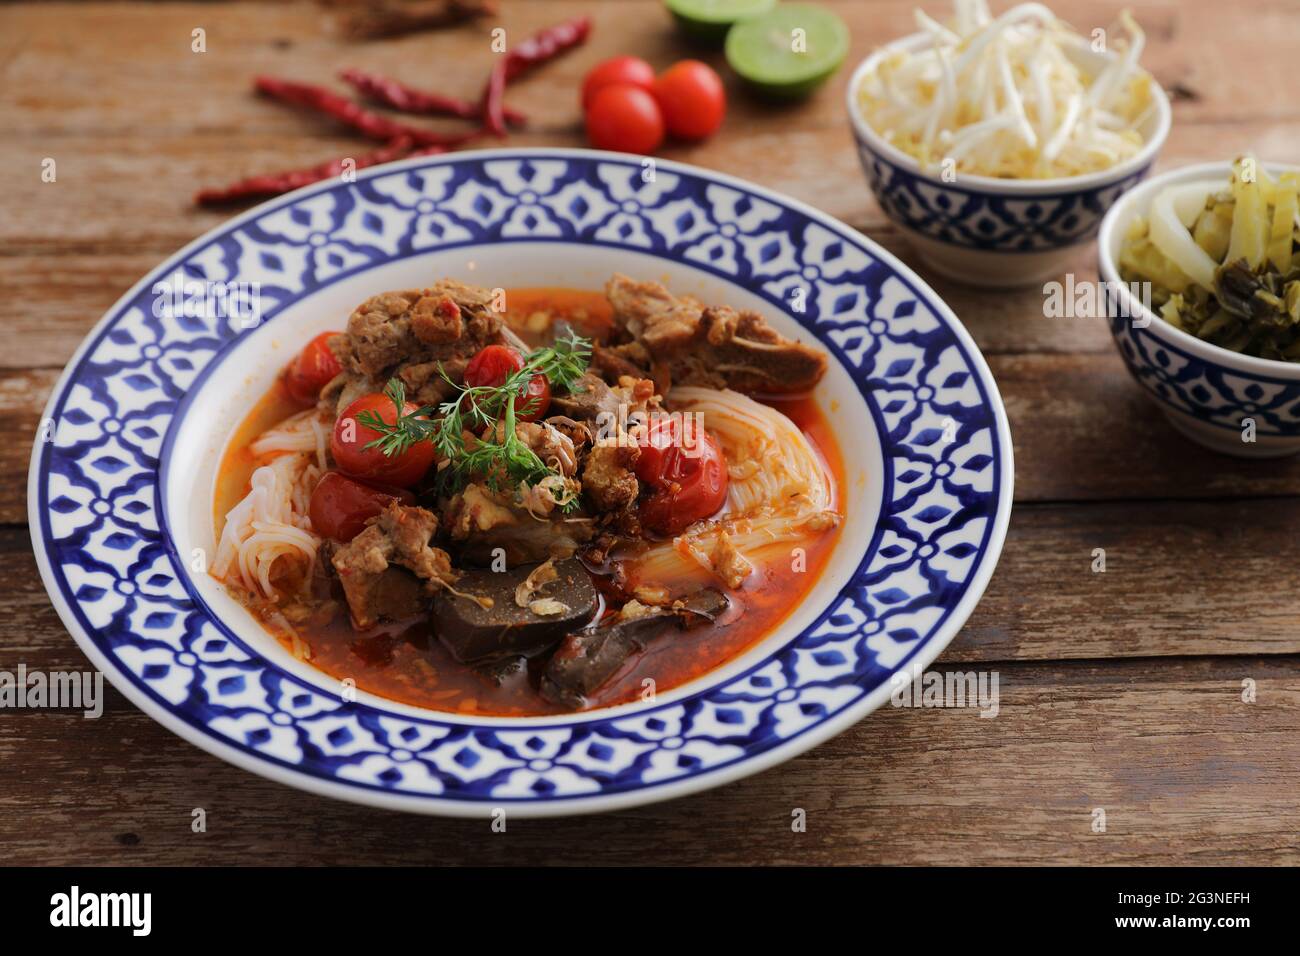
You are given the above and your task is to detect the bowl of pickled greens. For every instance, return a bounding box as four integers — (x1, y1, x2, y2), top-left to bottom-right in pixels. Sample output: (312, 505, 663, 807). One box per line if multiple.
(1099, 158, 1300, 457)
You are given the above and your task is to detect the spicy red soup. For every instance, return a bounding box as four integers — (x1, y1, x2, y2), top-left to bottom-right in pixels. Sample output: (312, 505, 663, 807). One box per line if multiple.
(214, 287, 844, 716)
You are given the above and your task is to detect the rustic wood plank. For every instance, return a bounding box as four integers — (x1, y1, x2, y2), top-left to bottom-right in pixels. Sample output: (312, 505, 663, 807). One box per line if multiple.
(993, 352, 1300, 501)
(953, 499, 1300, 661)
(3, 117, 1294, 256)
(0, 369, 56, 524)
(0, 654, 1293, 865)
(3, 1, 1295, 136)
(0, 255, 168, 370)
(1, 113, 1290, 368)
(3, 0, 1299, 255)
(5, 0, 1298, 370)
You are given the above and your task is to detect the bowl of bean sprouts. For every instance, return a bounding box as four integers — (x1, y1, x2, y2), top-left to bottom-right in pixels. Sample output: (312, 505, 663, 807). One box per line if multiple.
(846, 2, 1170, 288)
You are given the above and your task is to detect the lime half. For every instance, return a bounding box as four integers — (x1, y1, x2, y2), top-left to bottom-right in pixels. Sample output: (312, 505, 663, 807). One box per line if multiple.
(665, 0, 777, 43)
(725, 4, 850, 97)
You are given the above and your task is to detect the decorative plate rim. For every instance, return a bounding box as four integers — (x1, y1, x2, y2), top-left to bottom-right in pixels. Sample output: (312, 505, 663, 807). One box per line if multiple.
(29, 147, 1015, 817)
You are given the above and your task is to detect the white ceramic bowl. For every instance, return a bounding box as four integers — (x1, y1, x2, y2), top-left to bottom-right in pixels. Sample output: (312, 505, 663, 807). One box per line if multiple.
(1098, 160, 1300, 457)
(846, 32, 1171, 288)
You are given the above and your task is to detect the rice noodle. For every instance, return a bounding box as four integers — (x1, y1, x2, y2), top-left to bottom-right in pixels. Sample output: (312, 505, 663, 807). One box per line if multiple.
(248, 406, 331, 468)
(631, 387, 841, 588)
(212, 451, 322, 600)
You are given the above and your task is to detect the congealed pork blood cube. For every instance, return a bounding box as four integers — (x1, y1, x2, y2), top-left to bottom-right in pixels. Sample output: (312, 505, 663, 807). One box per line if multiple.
(433, 559, 599, 664)
(540, 589, 731, 709)
(361, 567, 426, 622)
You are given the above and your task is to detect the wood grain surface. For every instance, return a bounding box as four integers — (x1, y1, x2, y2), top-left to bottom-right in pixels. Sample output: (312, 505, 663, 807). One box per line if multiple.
(2, 0, 1298, 865)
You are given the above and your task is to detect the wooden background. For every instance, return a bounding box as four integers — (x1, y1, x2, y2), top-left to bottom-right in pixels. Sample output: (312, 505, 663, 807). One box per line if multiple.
(2, 0, 1298, 865)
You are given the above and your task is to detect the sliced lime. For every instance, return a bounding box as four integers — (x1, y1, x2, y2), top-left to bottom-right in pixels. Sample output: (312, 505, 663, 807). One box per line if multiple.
(724, 4, 850, 97)
(665, 0, 777, 43)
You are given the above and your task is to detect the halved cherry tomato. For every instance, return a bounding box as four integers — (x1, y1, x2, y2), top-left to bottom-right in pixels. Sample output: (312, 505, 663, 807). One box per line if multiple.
(635, 416, 729, 535)
(285, 332, 343, 405)
(585, 84, 665, 155)
(309, 472, 415, 541)
(463, 344, 552, 422)
(331, 392, 436, 488)
(651, 60, 726, 141)
(582, 55, 656, 109)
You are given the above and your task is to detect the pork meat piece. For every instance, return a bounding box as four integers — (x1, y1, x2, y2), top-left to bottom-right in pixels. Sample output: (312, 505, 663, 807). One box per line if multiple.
(581, 440, 640, 512)
(605, 274, 827, 394)
(331, 502, 457, 629)
(443, 482, 593, 567)
(548, 372, 622, 423)
(606, 275, 704, 352)
(334, 279, 508, 408)
(590, 341, 654, 384)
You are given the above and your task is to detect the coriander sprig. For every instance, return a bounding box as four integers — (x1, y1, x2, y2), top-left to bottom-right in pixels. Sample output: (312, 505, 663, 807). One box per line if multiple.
(356, 332, 592, 504)
(521, 327, 591, 392)
(356, 379, 437, 458)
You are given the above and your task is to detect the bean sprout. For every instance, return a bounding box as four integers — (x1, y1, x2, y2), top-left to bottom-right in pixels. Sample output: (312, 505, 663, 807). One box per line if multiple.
(857, 1, 1154, 179)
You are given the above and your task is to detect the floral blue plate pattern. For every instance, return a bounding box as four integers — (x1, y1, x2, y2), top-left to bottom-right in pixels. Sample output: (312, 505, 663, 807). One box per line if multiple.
(29, 149, 1013, 816)
(1107, 308, 1300, 436)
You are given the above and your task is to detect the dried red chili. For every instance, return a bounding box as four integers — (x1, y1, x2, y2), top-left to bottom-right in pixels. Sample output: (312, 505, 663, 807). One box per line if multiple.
(478, 16, 592, 135)
(480, 59, 509, 136)
(339, 68, 526, 126)
(198, 17, 594, 207)
(503, 16, 593, 82)
(255, 76, 479, 147)
(195, 137, 428, 206)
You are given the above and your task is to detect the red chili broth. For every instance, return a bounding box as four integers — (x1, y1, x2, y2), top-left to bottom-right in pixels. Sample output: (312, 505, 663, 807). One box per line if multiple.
(212, 288, 845, 716)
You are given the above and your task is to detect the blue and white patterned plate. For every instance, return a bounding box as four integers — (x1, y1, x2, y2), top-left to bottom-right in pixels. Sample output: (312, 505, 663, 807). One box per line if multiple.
(29, 149, 1013, 816)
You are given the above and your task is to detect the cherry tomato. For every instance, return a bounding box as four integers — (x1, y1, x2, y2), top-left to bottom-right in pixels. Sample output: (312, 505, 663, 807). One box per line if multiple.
(464, 344, 524, 388)
(516, 373, 552, 422)
(463, 344, 552, 422)
(309, 472, 415, 541)
(585, 84, 665, 155)
(581, 55, 656, 109)
(635, 416, 729, 535)
(651, 60, 726, 141)
(285, 332, 343, 404)
(331, 392, 436, 488)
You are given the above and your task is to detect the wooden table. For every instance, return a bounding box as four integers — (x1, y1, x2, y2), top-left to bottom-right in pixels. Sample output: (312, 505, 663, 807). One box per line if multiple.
(3, 0, 1298, 866)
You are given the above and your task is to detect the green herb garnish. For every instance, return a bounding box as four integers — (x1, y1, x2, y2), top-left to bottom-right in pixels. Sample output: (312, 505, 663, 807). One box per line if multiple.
(356, 331, 591, 506)
(516, 327, 592, 393)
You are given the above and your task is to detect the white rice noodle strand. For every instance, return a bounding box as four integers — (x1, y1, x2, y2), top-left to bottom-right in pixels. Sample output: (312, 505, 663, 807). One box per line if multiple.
(212, 452, 322, 601)
(631, 387, 841, 588)
(248, 406, 331, 468)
